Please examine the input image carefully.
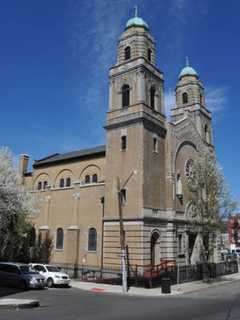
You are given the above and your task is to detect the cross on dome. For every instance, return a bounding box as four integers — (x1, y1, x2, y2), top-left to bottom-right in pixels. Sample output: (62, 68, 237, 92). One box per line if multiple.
(134, 5, 138, 17)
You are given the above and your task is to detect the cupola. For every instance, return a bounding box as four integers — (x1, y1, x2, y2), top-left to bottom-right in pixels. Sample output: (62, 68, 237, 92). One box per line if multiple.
(125, 6, 149, 30)
(178, 57, 198, 79)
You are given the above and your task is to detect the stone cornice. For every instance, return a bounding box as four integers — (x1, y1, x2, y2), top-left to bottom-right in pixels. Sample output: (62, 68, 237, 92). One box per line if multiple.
(104, 114, 166, 137)
(109, 58, 163, 79)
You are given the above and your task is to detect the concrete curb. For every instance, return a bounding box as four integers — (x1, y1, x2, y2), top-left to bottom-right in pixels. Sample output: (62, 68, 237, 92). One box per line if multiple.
(0, 299, 39, 310)
(71, 274, 240, 297)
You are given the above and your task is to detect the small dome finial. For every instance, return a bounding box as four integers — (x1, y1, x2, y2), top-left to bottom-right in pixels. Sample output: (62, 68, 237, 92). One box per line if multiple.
(186, 56, 189, 67)
(134, 5, 138, 17)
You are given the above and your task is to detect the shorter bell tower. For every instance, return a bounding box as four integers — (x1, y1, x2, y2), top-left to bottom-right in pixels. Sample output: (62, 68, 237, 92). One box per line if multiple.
(171, 58, 213, 145)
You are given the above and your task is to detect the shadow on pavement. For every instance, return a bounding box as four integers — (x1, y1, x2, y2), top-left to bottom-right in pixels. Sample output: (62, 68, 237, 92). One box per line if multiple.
(0, 286, 23, 298)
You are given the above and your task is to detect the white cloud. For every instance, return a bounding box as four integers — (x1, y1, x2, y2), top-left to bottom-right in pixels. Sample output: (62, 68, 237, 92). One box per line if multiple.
(205, 86, 228, 113)
(68, 0, 128, 118)
(170, 0, 188, 23)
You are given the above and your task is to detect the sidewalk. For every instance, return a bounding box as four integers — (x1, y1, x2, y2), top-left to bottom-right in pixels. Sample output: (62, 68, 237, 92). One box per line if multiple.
(0, 287, 39, 309)
(0, 298, 39, 310)
(71, 272, 240, 297)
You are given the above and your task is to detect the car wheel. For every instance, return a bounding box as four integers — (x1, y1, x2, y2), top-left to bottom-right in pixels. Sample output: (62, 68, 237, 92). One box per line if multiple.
(19, 280, 27, 290)
(47, 278, 54, 287)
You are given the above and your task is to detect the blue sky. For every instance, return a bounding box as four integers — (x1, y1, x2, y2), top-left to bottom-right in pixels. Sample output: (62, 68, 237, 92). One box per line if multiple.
(0, 0, 239, 202)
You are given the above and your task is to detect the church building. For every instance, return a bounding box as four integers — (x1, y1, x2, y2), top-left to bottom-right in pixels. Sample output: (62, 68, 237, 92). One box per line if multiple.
(21, 12, 216, 275)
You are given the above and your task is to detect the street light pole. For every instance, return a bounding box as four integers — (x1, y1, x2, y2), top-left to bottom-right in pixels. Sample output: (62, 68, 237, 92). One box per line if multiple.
(117, 170, 137, 293)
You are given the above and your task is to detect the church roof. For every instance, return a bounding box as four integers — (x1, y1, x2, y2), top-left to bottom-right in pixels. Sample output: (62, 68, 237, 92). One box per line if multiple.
(178, 57, 198, 79)
(33, 145, 106, 168)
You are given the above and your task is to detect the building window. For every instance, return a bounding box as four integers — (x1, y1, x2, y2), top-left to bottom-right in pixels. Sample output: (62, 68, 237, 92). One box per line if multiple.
(92, 174, 98, 183)
(178, 234, 183, 253)
(150, 86, 155, 109)
(120, 188, 127, 205)
(121, 135, 127, 150)
(204, 124, 211, 144)
(59, 178, 65, 188)
(122, 84, 130, 108)
(200, 93, 204, 105)
(66, 177, 71, 187)
(37, 181, 42, 190)
(148, 48, 152, 62)
(88, 228, 97, 251)
(176, 174, 183, 199)
(85, 175, 90, 184)
(56, 228, 64, 250)
(43, 181, 48, 190)
(182, 92, 188, 104)
(153, 137, 158, 153)
(124, 46, 131, 60)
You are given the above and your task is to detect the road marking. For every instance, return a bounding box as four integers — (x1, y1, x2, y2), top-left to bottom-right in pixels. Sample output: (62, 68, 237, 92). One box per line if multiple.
(90, 288, 106, 293)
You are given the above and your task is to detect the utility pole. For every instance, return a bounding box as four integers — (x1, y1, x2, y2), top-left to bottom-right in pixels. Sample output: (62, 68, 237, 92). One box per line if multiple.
(100, 196, 105, 280)
(117, 170, 137, 293)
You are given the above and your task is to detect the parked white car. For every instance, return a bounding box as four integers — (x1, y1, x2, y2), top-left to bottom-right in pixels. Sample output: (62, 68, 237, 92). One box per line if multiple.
(29, 264, 71, 287)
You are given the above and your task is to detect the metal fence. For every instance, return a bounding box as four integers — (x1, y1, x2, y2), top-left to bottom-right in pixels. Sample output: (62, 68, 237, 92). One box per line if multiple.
(128, 260, 239, 288)
(57, 260, 238, 289)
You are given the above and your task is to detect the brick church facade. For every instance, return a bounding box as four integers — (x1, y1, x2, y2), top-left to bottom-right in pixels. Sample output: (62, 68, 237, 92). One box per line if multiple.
(20, 13, 218, 274)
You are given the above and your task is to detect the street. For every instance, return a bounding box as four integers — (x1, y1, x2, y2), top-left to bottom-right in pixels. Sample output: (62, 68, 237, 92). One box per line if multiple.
(1, 281, 240, 320)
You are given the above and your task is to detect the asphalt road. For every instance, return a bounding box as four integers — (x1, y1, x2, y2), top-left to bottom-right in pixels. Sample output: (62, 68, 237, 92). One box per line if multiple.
(1, 281, 240, 320)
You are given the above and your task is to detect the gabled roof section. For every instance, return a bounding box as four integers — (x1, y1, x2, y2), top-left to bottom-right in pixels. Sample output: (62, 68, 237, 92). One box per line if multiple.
(33, 145, 106, 168)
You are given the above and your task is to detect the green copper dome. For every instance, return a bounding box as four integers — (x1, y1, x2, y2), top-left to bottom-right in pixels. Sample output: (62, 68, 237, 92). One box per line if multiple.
(179, 66, 198, 79)
(179, 57, 198, 79)
(126, 16, 149, 30)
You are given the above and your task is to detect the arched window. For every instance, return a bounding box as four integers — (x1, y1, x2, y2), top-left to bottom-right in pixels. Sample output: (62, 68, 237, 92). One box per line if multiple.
(182, 92, 188, 104)
(85, 175, 90, 184)
(37, 181, 42, 190)
(122, 84, 130, 108)
(66, 177, 71, 187)
(56, 228, 64, 250)
(124, 46, 131, 60)
(150, 86, 155, 109)
(148, 48, 152, 62)
(92, 174, 98, 183)
(59, 178, 65, 188)
(200, 93, 204, 105)
(43, 181, 48, 190)
(88, 228, 97, 251)
(150, 231, 160, 266)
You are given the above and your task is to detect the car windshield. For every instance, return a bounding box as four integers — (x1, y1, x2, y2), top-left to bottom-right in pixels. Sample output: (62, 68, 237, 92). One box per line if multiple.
(20, 265, 30, 273)
(46, 266, 60, 272)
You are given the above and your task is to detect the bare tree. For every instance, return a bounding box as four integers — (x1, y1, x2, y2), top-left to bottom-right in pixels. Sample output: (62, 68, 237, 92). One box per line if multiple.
(187, 153, 237, 276)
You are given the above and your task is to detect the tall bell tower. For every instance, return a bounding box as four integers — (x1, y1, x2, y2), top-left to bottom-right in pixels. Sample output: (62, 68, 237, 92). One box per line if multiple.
(103, 10, 167, 268)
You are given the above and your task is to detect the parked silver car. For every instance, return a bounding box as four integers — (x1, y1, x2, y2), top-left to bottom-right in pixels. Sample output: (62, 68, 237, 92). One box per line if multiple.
(0, 262, 46, 289)
(29, 264, 71, 287)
